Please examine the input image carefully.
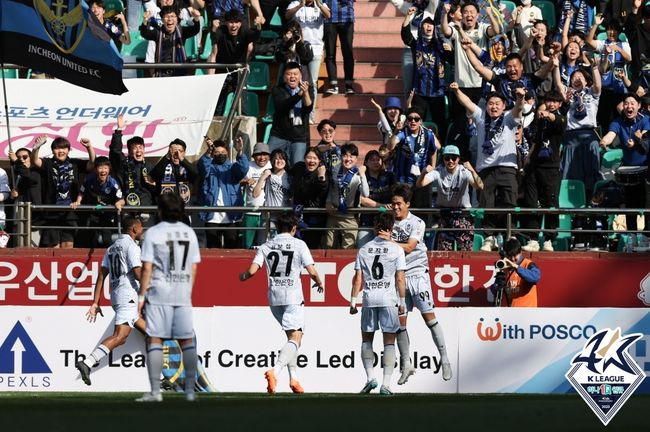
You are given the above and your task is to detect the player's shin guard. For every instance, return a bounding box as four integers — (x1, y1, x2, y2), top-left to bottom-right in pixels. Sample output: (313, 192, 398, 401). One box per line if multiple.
(426, 319, 449, 362)
(83, 344, 109, 368)
(361, 341, 375, 381)
(396, 327, 411, 369)
(274, 340, 298, 375)
(382, 343, 396, 388)
(146, 343, 164, 395)
(182, 344, 198, 397)
(288, 351, 299, 381)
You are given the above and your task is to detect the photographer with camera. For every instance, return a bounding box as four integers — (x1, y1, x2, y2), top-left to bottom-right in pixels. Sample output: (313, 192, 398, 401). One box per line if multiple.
(492, 237, 541, 307)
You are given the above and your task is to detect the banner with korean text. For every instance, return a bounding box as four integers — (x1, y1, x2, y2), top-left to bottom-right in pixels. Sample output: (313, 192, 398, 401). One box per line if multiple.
(0, 74, 227, 158)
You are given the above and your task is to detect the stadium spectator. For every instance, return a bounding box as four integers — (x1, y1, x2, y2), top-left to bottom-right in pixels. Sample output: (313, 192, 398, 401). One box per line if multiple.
(8, 147, 42, 246)
(401, 11, 446, 143)
(554, 58, 602, 198)
(520, 91, 567, 252)
(358, 150, 395, 248)
(32, 136, 95, 249)
(492, 237, 540, 307)
(624, 0, 650, 79)
(350, 211, 406, 395)
(207, 9, 262, 115)
(286, 0, 331, 124)
(197, 137, 248, 248)
(239, 211, 324, 394)
(389, 0, 437, 95)
(210, 0, 264, 28)
(242, 142, 272, 249)
(139, 5, 202, 77)
(72, 156, 125, 248)
(450, 83, 525, 252)
(253, 149, 293, 239)
(0, 164, 9, 236)
(370, 96, 405, 147)
(586, 15, 631, 131)
(268, 62, 314, 166)
(149, 138, 199, 206)
(599, 93, 649, 231)
(416, 145, 483, 251)
(275, 21, 315, 85)
(323, 0, 356, 94)
(314, 119, 340, 177)
(388, 106, 439, 209)
(556, 0, 595, 41)
(89, 0, 131, 50)
(557, 39, 589, 88)
(109, 115, 156, 209)
(511, 1, 542, 37)
(325, 142, 368, 249)
(290, 147, 328, 249)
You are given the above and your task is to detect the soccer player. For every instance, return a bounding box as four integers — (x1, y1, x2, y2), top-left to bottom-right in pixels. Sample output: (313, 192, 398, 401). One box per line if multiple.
(349, 212, 406, 395)
(76, 215, 146, 386)
(239, 212, 324, 394)
(382, 184, 452, 384)
(136, 193, 201, 402)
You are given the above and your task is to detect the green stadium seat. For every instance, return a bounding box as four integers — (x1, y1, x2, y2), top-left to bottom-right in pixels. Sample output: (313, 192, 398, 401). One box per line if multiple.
(423, 121, 438, 134)
(247, 61, 270, 91)
(1, 69, 18, 79)
(559, 179, 586, 208)
(223, 92, 235, 116)
(502, 1, 516, 13)
(242, 91, 260, 118)
(184, 36, 199, 60)
(534, 1, 556, 28)
(601, 148, 623, 170)
(263, 123, 272, 144)
(553, 213, 572, 251)
(262, 96, 275, 123)
(120, 30, 148, 60)
(473, 233, 485, 251)
(103, 0, 124, 19)
(270, 8, 282, 30)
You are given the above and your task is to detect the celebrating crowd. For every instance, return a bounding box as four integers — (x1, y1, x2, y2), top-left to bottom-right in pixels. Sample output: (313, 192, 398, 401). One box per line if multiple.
(3, 0, 650, 252)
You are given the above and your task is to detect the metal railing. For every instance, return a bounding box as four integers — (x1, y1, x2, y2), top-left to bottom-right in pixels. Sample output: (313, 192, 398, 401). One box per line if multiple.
(4, 203, 647, 249)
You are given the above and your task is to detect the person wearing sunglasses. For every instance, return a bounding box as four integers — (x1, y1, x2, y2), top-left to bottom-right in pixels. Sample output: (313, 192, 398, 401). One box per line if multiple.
(416, 145, 483, 251)
(388, 106, 440, 209)
(8, 147, 41, 246)
(450, 82, 525, 252)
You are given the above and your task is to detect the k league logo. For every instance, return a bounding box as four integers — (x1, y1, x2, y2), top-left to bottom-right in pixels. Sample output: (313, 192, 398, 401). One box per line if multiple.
(566, 328, 646, 426)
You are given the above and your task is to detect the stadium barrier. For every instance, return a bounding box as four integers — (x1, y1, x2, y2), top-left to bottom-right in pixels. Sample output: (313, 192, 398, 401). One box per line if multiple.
(0, 307, 647, 394)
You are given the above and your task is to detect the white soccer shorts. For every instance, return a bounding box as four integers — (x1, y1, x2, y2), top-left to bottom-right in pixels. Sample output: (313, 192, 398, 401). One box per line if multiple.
(405, 273, 435, 313)
(270, 304, 305, 331)
(113, 301, 139, 328)
(361, 306, 400, 333)
(145, 304, 194, 339)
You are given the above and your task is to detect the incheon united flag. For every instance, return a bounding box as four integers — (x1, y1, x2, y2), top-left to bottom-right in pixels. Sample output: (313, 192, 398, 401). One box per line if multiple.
(0, 0, 128, 94)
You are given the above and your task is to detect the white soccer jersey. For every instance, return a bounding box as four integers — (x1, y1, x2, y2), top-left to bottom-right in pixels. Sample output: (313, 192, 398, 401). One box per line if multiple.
(140, 221, 201, 306)
(355, 237, 406, 307)
(253, 233, 315, 306)
(101, 235, 141, 306)
(392, 212, 429, 276)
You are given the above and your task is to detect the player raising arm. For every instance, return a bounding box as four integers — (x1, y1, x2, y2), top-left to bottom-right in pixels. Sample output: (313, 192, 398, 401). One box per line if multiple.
(350, 212, 406, 395)
(76, 215, 146, 386)
(136, 193, 201, 402)
(240, 211, 324, 394)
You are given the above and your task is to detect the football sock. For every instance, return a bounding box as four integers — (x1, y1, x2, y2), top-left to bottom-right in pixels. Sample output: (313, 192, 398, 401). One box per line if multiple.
(396, 327, 411, 369)
(182, 344, 197, 396)
(274, 340, 298, 375)
(83, 344, 109, 368)
(146, 343, 164, 395)
(288, 351, 299, 381)
(361, 341, 375, 381)
(427, 319, 449, 363)
(382, 343, 396, 387)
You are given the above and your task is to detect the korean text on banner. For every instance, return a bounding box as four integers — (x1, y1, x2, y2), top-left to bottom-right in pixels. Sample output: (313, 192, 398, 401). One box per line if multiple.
(0, 74, 227, 158)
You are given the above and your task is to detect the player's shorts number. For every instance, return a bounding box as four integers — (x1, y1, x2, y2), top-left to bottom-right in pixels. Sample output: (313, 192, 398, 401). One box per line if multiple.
(419, 290, 431, 302)
(371, 255, 384, 280)
(268, 251, 294, 277)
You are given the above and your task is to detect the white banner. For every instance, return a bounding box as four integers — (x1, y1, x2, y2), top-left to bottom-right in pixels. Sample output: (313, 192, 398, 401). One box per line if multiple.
(0, 74, 227, 158)
(0, 307, 647, 394)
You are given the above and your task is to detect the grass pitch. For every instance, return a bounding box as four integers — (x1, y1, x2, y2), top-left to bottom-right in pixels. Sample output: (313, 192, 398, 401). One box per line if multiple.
(1, 392, 647, 432)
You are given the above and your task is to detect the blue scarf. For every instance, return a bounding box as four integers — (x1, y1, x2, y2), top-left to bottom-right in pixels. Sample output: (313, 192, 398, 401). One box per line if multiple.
(483, 113, 504, 156)
(52, 158, 74, 205)
(286, 85, 303, 125)
(337, 166, 358, 214)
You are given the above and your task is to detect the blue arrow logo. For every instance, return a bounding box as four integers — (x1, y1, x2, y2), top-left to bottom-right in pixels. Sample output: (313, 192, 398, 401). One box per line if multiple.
(0, 321, 51, 373)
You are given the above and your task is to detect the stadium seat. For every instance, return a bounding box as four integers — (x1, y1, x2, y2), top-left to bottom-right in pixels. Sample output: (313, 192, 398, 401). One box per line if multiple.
(1, 69, 18, 79)
(263, 123, 272, 143)
(242, 91, 260, 117)
(223, 92, 235, 116)
(262, 96, 275, 123)
(601, 148, 623, 169)
(502, 1, 516, 13)
(559, 179, 586, 208)
(120, 31, 148, 60)
(423, 121, 438, 135)
(553, 213, 572, 251)
(534, 1, 556, 28)
(472, 233, 485, 252)
(270, 8, 282, 30)
(247, 61, 270, 91)
(184, 36, 199, 60)
(103, 0, 124, 19)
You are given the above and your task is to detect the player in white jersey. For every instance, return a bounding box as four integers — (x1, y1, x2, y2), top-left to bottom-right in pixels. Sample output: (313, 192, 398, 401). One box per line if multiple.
(382, 184, 452, 384)
(240, 211, 324, 394)
(350, 212, 406, 395)
(76, 215, 145, 386)
(136, 193, 201, 402)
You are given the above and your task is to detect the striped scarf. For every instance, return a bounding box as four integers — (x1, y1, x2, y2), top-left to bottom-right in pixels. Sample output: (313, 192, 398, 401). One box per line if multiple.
(155, 26, 187, 70)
